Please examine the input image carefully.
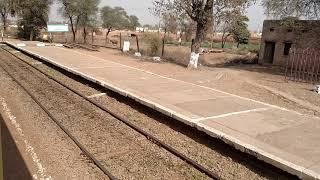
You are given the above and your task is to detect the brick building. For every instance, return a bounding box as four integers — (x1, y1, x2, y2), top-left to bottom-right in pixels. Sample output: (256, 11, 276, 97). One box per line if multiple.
(258, 20, 320, 66)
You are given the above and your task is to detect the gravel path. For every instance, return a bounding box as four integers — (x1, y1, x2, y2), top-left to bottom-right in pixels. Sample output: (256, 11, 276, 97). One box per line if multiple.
(0, 45, 298, 180)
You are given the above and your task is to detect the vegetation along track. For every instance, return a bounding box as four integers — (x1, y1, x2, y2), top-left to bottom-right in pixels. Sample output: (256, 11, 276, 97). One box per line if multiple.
(0, 44, 298, 180)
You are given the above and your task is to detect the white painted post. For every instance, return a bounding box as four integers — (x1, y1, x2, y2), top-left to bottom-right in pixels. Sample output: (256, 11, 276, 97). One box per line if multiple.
(188, 52, 200, 69)
(123, 41, 130, 52)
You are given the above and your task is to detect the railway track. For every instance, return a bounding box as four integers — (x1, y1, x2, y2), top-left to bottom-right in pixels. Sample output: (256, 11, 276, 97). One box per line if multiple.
(0, 45, 221, 179)
(0, 44, 298, 179)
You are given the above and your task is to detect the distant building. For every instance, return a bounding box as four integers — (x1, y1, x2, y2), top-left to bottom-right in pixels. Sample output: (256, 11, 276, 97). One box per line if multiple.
(259, 20, 320, 66)
(136, 27, 145, 32)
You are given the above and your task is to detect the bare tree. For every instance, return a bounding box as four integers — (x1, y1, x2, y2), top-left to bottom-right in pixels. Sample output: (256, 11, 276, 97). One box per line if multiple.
(177, 15, 196, 42)
(262, 0, 320, 19)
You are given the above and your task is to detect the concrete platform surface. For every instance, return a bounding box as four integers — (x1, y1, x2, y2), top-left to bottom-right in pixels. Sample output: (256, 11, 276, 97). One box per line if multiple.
(5, 40, 320, 179)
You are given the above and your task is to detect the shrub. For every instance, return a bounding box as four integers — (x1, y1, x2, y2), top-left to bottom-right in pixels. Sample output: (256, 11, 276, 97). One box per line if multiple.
(142, 33, 161, 56)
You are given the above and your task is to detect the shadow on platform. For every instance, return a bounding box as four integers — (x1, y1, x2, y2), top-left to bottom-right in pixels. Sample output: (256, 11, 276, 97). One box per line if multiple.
(1, 115, 33, 180)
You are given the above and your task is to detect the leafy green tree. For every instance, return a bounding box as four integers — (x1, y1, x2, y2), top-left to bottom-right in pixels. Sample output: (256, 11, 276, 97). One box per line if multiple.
(16, 0, 52, 40)
(230, 15, 250, 48)
(100, 6, 133, 37)
(59, 0, 82, 42)
(78, 0, 100, 43)
(128, 15, 140, 29)
(59, 0, 99, 43)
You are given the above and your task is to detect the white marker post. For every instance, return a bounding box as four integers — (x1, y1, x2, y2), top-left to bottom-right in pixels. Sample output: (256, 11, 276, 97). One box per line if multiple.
(316, 85, 320, 94)
(188, 52, 200, 69)
(123, 41, 130, 52)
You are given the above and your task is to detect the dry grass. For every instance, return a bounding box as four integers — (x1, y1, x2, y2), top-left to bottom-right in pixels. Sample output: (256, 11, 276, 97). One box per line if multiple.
(48, 31, 259, 67)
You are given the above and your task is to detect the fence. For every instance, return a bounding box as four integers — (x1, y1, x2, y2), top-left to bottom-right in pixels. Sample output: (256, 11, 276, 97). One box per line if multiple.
(285, 48, 320, 84)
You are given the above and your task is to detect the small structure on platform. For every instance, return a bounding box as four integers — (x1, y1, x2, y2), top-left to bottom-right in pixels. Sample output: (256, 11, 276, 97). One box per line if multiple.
(259, 20, 320, 66)
(315, 85, 320, 94)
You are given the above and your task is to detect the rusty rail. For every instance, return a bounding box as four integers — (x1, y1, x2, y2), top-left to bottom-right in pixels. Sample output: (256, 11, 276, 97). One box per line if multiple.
(285, 48, 320, 83)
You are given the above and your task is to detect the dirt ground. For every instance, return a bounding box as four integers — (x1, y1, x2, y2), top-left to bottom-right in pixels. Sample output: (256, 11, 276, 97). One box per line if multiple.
(75, 47, 320, 117)
(53, 31, 258, 67)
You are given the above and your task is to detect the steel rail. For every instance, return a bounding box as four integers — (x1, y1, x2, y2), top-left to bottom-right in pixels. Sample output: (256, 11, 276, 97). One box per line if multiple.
(0, 61, 118, 180)
(1, 45, 222, 180)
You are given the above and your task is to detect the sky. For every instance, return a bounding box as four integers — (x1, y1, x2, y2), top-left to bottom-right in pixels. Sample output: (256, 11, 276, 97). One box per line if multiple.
(50, 0, 266, 32)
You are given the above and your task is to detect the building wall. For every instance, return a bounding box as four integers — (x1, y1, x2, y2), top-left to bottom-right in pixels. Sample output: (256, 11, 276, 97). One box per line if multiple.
(259, 20, 320, 66)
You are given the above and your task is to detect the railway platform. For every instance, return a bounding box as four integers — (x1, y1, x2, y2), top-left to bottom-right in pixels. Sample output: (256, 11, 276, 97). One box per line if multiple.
(5, 40, 320, 179)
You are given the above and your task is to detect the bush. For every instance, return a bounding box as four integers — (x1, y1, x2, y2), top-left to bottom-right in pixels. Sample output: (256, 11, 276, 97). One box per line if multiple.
(142, 33, 161, 56)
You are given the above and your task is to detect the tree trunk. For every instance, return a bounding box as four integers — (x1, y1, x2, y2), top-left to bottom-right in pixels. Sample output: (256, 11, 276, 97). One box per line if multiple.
(211, 33, 215, 48)
(105, 28, 111, 45)
(188, 0, 213, 69)
(72, 29, 76, 42)
(237, 42, 240, 48)
(29, 30, 34, 41)
(1, 13, 7, 35)
(162, 28, 166, 57)
(83, 27, 87, 44)
(221, 35, 225, 48)
(3, 16, 6, 32)
(191, 23, 206, 53)
(91, 29, 94, 46)
(221, 33, 229, 48)
(69, 16, 76, 43)
(188, 23, 206, 69)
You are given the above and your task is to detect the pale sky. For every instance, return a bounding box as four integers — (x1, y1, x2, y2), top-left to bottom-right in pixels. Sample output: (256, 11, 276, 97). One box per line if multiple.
(50, 0, 266, 31)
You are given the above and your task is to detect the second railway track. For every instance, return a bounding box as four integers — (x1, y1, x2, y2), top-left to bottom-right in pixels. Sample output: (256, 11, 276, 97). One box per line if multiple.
(0, 44, 298, 180)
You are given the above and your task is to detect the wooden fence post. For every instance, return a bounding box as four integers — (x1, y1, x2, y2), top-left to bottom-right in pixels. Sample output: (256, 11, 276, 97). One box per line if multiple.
(136, 35, 140, 53)
(120, 33, 122, 50)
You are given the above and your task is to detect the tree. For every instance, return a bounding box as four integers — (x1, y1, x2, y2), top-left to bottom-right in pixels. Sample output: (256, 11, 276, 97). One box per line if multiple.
(16, 0, 52, 40)
(77, 0, 100, 44)
(59, 0, 99, 43)
(0, 0, 10, 32)
(0, 0, 19, 33)
(153, 0, 253, 68)
(230, 15, 250, 48)
(178, 16, 196, 42)
(262, 0, 320, 19)
(59, 0, 82, 42)
(86, 14, 100, 45)
(101, 6, 140, 42)
(220, 10, 242, 48)
(101, 6, 129, 37)
(163, 12, 179, 34)
(128, 15, 140, 29)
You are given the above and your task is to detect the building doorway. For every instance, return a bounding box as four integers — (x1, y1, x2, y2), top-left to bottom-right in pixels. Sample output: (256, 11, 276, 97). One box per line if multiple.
(263, 42, 275, 64)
